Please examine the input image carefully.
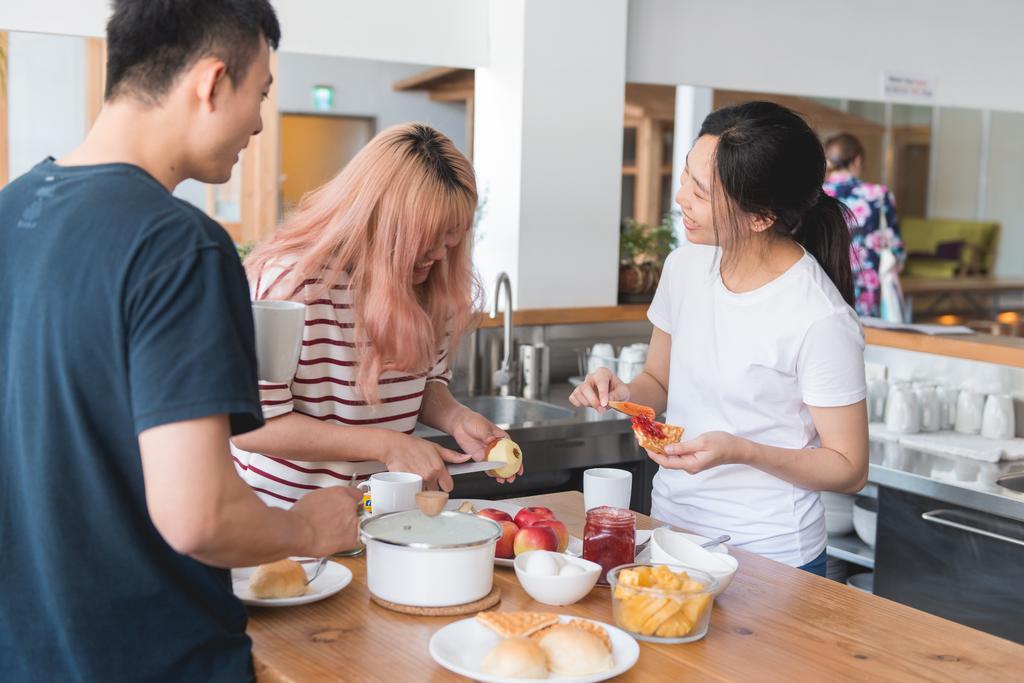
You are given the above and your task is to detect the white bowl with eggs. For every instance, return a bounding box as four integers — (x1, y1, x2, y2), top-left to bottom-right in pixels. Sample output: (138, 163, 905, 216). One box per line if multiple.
(513, 550, 601, 606)
(649, 528, 738, 597)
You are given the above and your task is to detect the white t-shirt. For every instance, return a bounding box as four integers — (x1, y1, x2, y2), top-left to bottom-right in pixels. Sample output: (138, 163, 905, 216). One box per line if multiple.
(647, 242, 866, 566)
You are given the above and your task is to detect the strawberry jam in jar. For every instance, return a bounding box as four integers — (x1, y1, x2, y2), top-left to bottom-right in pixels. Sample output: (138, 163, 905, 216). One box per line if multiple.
(583, 506, 636, 585)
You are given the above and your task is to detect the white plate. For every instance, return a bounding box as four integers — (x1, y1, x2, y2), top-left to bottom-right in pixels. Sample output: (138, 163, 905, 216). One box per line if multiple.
(447, 499, 583, 567)
(429, 614, 639, 682)
(231, 560, 353, 607)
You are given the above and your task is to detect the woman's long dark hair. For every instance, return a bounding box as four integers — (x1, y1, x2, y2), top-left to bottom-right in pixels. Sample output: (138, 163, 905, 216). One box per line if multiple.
(699, 101, 855, 306)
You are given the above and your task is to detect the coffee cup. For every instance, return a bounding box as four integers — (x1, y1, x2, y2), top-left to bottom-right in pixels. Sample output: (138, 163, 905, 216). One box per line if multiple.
(252, 300, 306, 383)
(357, 472, 423, 515)
(955, 389, 986, 435)
(981, 394, 1015, 440)
(584, 468, 632, 511)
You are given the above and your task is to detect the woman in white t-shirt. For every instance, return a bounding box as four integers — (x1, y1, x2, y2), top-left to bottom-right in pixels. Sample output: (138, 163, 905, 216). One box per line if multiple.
(571, 102, 869, 574)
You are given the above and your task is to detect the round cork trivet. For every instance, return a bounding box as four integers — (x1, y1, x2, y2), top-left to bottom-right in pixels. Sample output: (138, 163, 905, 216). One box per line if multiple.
(370, 585, 501, 616)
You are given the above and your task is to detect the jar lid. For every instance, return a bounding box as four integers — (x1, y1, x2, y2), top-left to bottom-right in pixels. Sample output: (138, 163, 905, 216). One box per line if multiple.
(360, 510, 501, 549)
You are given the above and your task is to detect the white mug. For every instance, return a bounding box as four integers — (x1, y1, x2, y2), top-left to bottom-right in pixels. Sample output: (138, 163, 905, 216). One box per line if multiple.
(867, 378, 889, 423)
(915, 384, 941, 433)
(954, 389, 986, 435)
(357, 472, 423, 515)
(617, 345, 647, 383)
(935, 385, 957, 431)
(981, 394, 1016, 440)
(588, 343, 616, 375)
(885, 382, 919, 434)
(583, 468, 632, 511)
(252, 300, 306, 383)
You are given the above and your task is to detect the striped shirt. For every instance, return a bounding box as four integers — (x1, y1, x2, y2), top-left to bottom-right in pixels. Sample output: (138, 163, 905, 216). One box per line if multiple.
(231, 263, 451, 507)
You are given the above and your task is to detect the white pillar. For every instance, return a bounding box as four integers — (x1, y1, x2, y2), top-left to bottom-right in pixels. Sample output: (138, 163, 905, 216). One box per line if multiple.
(473, 0, 628, 309)
(670, 86, 713, 237)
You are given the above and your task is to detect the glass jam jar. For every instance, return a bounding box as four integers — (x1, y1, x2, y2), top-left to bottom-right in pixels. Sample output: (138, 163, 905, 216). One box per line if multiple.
(583, 506, 636, 584)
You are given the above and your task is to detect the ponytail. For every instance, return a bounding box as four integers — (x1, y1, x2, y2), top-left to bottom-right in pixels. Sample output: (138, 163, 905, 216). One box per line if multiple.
(699, 101, 857, 309)
(792, 190, 855, 307)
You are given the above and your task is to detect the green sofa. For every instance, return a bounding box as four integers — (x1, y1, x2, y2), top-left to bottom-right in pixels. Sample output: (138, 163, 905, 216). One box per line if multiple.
(900, 217, 1000, 278)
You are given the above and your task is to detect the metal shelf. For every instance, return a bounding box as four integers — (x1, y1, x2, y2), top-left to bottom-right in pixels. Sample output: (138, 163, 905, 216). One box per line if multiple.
(827, 533, 876, 569)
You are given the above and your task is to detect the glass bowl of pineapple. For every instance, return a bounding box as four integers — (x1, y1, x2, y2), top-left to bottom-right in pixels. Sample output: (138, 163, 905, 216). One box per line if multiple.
(607, 563, 718, 643)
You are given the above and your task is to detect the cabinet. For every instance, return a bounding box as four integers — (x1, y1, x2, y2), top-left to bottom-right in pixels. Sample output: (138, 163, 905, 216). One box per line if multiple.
(874, 486, 1024, 644)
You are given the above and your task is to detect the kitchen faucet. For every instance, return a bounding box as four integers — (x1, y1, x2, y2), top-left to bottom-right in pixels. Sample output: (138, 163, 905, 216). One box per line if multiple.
(490, 272, 515, 392)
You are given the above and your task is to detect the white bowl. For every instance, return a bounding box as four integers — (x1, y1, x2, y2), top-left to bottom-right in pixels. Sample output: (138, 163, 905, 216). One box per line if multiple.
(821, 492, 855, 536)
(847, 572, 874, 594)
(649, 528, 738, 596)
(853, 496, 878, 548)
(513, 551, 601, 606)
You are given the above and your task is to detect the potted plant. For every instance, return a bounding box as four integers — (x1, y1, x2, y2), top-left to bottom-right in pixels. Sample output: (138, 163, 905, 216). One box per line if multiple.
(618, 211, 679, 303)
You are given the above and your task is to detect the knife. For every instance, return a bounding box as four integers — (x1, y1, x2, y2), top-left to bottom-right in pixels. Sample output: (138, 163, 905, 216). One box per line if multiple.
(446, 460, 505, 476)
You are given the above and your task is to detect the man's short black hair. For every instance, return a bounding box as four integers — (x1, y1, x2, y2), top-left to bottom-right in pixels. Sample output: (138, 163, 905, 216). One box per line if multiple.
(105, 0, 281, 103)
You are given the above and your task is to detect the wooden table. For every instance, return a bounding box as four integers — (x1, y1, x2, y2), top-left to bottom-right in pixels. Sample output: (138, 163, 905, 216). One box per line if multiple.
(247, 492, 1023, 682)
(902, 277, 1024, 318)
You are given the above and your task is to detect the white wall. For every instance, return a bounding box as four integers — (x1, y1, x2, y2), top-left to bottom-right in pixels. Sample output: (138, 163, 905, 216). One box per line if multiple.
(627, 0, 1024, 114)
(987, 111, 1024, 277)
(473, 0, 627, 309)
(0, 0, 490, 68)
(276, 53, 467, 153)
(0, 1, 107, 38)
(274, 0, 488, 68)
(929, 108, 983, 221)
(923, 107, 1024, 278)
(7, 32, 85, 179)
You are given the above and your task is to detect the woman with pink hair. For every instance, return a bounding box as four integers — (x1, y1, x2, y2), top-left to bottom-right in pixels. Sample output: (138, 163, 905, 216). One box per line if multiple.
(232, 123, 515, 503)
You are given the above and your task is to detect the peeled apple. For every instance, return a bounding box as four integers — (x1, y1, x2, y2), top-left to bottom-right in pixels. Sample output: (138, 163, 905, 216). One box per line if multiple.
(485, 437, 523, 478)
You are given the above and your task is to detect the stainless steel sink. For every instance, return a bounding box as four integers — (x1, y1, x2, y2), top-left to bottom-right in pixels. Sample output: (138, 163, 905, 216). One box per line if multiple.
(455, 395, 574, 427)
(996, 473, 1024, 494)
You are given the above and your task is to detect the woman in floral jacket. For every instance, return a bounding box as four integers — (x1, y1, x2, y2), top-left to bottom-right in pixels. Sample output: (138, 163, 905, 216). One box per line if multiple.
(822, 133, 904, 317)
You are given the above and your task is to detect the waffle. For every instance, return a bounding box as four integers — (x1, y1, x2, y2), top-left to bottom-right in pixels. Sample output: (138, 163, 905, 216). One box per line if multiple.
(568, 619, 612, 652)
(476, 611, 560, 638)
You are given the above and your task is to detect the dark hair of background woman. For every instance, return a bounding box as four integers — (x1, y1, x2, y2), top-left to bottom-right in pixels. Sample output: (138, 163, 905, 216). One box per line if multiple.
(824, 133, 866, 173)
(699, 101, 855, 306)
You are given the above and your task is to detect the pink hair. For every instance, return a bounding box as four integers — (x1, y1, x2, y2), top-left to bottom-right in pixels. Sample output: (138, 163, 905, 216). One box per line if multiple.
(245, 123, 480, 402)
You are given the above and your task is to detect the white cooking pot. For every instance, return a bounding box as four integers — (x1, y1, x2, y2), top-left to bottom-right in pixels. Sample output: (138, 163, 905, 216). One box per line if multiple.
(360, 509, 501, 607)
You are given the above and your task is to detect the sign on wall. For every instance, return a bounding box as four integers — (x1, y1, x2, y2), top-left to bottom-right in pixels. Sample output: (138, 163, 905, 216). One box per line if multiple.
(882, 70, 937, 103)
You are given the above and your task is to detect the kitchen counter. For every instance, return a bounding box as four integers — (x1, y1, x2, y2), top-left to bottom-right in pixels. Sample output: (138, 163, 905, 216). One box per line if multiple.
(868, 438, 1024, 523)
(865, 327, 1024, 368)
(246, 491, 1024, 682)
(471, 305, 1024, 369)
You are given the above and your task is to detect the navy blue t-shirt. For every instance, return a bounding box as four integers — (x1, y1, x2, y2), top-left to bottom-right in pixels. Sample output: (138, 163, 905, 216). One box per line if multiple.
(0, 159, 264, 681)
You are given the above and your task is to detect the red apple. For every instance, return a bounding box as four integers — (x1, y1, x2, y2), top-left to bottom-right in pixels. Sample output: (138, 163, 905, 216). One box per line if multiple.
(477, 508, 514, 524)
(494, 520, 519, 559)
(528, 519, 569, 553)
(513, 525, 558, 556)
(514, 506, 555, 529)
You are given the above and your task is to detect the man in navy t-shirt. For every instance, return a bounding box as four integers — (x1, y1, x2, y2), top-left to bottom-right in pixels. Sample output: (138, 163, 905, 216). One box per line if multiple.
(0, 2, 362, 680)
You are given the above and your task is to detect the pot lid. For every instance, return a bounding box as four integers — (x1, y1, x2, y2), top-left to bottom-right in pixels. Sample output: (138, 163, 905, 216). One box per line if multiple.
(360, 510, 501, 549)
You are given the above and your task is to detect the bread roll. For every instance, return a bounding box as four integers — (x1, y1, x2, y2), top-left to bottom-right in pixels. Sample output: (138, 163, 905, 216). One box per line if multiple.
(248, 559, 307, 599)
(537, 624, 614, 675)
(479, 637, 547, 679)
